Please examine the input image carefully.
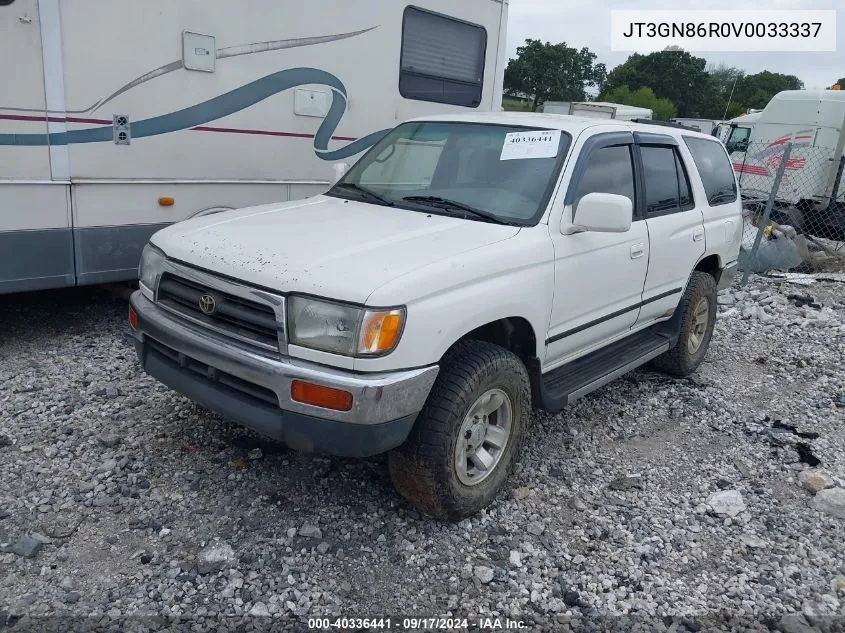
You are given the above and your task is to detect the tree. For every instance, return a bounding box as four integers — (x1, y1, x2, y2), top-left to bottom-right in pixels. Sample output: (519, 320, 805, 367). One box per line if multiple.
(504, 39, 607, 112)
(733, 71, 804, 110)
(603, 50, 711, 117)
(704, 64, 745, 119)
(830, 77, 845, 89)
(600, 86, 677, 120)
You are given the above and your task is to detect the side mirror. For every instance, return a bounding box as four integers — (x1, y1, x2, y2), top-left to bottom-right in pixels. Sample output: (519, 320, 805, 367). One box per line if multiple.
(331, 162, 350, 185)
(563, 192, 632, 235)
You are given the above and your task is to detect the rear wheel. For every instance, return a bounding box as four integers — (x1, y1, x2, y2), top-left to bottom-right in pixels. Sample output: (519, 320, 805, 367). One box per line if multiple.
(388, 340, 529, 521)
(652, 271, 717, 377)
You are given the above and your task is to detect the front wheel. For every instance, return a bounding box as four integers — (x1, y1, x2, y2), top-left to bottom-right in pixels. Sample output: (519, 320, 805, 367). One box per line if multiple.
(388, 341, 530, 521)
(652, 271, 717, 377)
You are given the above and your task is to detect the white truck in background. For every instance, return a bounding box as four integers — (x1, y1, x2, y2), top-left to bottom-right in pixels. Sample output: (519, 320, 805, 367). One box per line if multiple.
(543, 101, 652, 121)
(721, 91, 845, 239)
(0, 0, 509, 294)
(714, 111, 762, 149)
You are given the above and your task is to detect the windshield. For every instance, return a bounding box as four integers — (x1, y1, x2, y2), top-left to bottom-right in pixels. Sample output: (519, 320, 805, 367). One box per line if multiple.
(327, 121, 571, 225)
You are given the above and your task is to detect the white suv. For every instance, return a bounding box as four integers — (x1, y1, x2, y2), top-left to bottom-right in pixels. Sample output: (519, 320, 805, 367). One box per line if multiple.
(129, 113, 742, 520)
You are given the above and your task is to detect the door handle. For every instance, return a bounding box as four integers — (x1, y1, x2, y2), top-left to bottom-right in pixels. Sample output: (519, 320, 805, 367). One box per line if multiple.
(693, 228, 705, 242)
(630, 243, 645, 259)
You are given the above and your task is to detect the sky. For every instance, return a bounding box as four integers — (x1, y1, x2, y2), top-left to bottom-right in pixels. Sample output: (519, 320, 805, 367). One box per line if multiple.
(505, 0, 844, 91)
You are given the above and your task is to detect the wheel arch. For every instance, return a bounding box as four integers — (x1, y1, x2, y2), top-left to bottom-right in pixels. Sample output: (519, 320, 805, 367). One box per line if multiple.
(693, 253, 722, 283)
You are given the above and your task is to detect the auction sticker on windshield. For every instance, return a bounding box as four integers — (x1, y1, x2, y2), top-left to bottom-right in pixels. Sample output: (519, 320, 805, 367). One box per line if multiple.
(500, 130, 561, 161)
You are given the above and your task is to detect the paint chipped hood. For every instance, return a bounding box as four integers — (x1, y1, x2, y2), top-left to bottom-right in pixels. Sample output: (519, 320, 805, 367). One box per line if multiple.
(149, 196, 521, 304)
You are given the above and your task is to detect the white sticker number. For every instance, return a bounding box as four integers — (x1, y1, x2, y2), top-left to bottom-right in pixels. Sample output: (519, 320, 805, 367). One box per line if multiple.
(500, 130, 561, 161)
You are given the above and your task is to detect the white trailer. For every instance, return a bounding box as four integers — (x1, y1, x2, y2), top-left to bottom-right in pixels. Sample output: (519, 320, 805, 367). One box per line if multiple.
(542, 101, 652, 121)
(0, 0, 508, 294)
(670, 118, 720, 135)
(540, 101, 571, 115)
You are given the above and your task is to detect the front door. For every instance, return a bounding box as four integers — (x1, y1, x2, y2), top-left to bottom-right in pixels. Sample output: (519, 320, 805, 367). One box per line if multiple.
(545, 135, 649, 368)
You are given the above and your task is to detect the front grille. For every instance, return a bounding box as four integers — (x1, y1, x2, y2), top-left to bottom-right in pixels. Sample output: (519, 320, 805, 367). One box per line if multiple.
(147, 338, 278, 407)
(157, 274, 280, 352)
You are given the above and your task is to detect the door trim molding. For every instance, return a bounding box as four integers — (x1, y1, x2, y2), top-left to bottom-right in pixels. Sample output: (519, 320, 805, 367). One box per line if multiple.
(545, 287, 682, 345)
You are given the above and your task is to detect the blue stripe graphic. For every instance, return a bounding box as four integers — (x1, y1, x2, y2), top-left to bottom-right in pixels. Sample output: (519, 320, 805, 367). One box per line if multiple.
(0, 67, 389, 161)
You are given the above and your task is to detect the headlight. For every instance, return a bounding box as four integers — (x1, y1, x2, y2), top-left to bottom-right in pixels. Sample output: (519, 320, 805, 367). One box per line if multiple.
(138, 243, 166, 300)
(287, 296, 405, 356)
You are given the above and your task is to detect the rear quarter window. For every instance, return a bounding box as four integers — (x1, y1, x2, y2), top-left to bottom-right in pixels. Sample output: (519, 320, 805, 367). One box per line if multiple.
(683, 137, 738, 206)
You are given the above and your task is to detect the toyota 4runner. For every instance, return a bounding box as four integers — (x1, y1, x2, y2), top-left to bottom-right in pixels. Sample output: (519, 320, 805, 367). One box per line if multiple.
(129, 113, 742, 520)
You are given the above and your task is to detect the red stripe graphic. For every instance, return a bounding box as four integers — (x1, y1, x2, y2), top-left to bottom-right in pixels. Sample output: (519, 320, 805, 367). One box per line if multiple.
(0, 113, 112, 124)
(0, 113, 358, 142)
(733, 163, 770, 176)
(767, 134, 813, 148)
(192, 125, 357, 142)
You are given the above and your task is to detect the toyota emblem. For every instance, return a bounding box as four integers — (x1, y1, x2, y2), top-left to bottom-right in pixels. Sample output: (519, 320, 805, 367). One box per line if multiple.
(198, 293, 217, 315)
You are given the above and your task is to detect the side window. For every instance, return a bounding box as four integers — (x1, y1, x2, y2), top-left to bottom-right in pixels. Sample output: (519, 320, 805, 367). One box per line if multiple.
(0, 1, 15, 5)
(400, 7, 487, 108)
(640, 145, 696, 217)
(683, 137, 739, 206)
(573, 145, 636, 214)
(728, 126, 750, 145)
(676, 152, 694, 210)
(641, 146, 679, 216)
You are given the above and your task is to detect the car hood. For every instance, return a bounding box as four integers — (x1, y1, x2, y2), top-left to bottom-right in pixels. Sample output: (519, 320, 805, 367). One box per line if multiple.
(151, 195, 521, 304)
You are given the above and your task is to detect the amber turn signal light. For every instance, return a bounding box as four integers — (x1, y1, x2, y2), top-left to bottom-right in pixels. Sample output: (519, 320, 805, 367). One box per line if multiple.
(158, 196, 175, 207)
(291, 380, 353, 411)
(128, 306, 139, 330)
(359, 309, 404, 354)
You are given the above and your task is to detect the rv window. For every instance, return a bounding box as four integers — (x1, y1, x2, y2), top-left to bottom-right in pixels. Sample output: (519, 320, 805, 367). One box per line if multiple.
(0, 0, 16, 5)
(400, 7, 487, 108)
(683, 137, 739, 206)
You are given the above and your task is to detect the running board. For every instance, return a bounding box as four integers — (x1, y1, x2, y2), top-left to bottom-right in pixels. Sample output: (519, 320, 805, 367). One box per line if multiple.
(538, 328, 671, 412)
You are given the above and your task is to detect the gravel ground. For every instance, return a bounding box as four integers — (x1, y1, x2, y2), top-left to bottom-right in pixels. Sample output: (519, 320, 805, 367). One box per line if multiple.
(1, 276, 844, 633)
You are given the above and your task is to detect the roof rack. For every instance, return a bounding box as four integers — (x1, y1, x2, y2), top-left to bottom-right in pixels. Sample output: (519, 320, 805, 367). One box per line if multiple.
(630, 118, 700, 132)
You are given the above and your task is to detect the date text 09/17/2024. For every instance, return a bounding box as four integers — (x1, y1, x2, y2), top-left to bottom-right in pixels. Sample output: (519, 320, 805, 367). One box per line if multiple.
(307, 617, 528, 630)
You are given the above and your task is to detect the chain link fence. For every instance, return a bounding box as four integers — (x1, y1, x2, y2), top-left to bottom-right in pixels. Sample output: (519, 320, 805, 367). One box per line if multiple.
(731, 141, 845, 283)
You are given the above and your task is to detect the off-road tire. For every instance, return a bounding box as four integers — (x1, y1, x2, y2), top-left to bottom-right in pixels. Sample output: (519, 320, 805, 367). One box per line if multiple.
(652, 271, 717, 377)
(388, 340, 530, 521)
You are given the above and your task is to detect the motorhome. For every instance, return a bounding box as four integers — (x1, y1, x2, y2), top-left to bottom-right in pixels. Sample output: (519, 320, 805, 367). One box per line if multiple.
(0, 0, 509, 294)
(542, 101, 652, 121)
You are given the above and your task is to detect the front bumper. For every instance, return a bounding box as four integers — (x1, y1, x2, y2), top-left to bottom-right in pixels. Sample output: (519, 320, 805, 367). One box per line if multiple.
(129, 291, 438, 457)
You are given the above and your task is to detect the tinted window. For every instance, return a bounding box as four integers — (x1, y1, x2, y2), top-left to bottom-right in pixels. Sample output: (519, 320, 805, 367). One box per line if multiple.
(676, 153, 693, 209)
(400, 7, 487, 108)
(0, 0, 15, 5)
(573, 145, 636, 213)
(641, 146, 680, 215)
(683, 137, 739, 206)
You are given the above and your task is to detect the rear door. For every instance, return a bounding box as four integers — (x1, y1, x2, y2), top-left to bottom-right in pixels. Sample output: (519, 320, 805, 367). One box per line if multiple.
(0, 0, 74, 293)
(683, 136, 743, 265)
(635, 133, 705, 324)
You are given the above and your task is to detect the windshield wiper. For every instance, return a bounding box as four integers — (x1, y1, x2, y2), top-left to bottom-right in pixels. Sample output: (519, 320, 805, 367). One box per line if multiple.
(402, 196, 512, 225)
(331, 182, 394, 207)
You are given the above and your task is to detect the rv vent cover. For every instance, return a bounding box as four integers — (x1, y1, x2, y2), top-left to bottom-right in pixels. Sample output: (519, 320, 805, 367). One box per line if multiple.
(113, 115, 131, 145)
